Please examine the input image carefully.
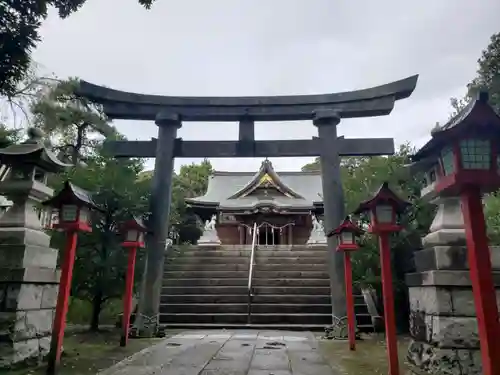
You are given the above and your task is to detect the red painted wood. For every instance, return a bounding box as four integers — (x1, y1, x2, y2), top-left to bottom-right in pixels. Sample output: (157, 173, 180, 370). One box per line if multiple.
(379, 233, 400, 375)
(344, 251, 356, 351)
(47, 231, 78, 375)
(461, 186, 500, 375)
(121, 246, 138, 347)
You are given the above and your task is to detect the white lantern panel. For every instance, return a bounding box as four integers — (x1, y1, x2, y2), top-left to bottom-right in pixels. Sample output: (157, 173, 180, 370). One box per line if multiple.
(375, 205, 394, 224)
(341, 231, 354, 244)
(460, 139, 491, 170)
(79, 207, 90, 223)
(440, 147, 455, 176)
(61, 205, 78, 222)
(126, 229, 139, 242)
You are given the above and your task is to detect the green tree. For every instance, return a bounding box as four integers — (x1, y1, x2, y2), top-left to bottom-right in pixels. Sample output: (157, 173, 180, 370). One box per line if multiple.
(1, 1, 158, 98)
(301, 144, 433, 331)
(450, 32, 500, 115)
(51, 142, 150, 330)
(31, 78, 114, 164)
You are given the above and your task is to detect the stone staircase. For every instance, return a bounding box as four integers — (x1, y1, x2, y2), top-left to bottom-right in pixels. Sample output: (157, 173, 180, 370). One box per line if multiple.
(159, 245, 375, 330)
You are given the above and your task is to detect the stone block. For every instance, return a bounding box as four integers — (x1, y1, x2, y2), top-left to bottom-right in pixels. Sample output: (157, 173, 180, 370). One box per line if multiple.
(41, 285, 59, 309)
(0, 244, 58, 269)
(415, 245, 500, 272)
(5, 284, 43, 310)
(22, 309, 53, 340)
(406, 270, 500, 287)
(0, 227, 51, 248)
(0, 337, 42, 369)
(407, 340, 482, 375)
(431, 316, 479, 348)
(409, 287, 452, 315)
(0, 267, 60, 283)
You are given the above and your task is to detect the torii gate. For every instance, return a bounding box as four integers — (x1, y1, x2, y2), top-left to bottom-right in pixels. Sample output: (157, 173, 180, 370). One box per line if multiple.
(77, 75, 418, 335)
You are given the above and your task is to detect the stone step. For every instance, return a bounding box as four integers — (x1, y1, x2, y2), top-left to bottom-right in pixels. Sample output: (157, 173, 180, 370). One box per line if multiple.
(160, 294, 331, 304)
(253, 257, 328, 264)
(162, 278, 330, 287)
(165, 257, 250, 264)
(161, 286, 330, 295)
(159, 323, 328, 330)
(254, 286, 331, 295)
(159, 313, 332, 325)
(160, 303, 332, 314)
(169, 249, 328, 257)
(163, 270, 330, 279)
(165, 264, 250, 271)
(254, 264, 328, 271)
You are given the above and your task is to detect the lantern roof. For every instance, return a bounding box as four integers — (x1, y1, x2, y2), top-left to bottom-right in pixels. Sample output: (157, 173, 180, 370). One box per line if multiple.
(42, 180, 102, 211)
(122, 216, 147, 232)
(0, 128, 72, 172)
(327, 216, 364, 237)
(353, 181, 411, 215)
(412, 91, 500, 162)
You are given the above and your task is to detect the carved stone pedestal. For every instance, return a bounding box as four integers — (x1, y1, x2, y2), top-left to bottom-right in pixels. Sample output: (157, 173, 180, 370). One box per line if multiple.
(406, 198, 500, 375)
(0, 186, 60, 368)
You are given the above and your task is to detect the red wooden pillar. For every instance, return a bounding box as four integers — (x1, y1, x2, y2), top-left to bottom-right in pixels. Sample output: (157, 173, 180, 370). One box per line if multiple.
(461, 186, 500, 375)
(379, 233, 399, 375)
(344, 251, 356, 351)
(121, 246, 138, 347)
(47, 230, 78, 375)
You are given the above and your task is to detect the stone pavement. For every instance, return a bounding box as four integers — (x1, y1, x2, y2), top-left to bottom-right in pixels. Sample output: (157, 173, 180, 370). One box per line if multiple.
(98, 330, 339, 375)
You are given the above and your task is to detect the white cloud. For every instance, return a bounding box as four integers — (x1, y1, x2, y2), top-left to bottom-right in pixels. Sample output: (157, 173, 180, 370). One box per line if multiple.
(34, 0, 500, 172)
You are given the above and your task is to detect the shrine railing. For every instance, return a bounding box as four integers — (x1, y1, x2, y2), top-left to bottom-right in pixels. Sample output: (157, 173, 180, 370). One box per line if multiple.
(247, 222, 257, 324)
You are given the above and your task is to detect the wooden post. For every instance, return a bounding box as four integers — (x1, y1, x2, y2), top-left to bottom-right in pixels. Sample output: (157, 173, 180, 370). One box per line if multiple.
(121, 246, 138, 347)
(461, 186, 500, 375)
(379, 233, 399, 375)
(344, 251, 356, 351)
(47, 231, 78, 375)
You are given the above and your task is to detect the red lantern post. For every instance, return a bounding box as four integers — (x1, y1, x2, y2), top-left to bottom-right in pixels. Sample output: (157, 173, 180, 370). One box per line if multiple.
(327, 217, 364, 351)
(354, 182, 410, 375)
(409, 92, 500, 375)
(43, 181, 101, 375)
(120, 216, 147, 347)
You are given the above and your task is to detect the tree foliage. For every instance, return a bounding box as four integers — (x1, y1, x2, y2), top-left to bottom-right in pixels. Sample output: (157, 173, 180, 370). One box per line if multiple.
(31, 78, 114, 163)
(450, 32, 500, 115)
(0, 0, 156, 98)
(301, 145, 433, 331)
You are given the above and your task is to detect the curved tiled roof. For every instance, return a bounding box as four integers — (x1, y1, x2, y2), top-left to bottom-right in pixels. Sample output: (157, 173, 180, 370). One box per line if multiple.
(186, 160, 323, 210)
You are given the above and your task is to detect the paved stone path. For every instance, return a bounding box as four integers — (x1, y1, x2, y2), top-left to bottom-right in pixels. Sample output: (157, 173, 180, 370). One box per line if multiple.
(98, 330, 339, 375)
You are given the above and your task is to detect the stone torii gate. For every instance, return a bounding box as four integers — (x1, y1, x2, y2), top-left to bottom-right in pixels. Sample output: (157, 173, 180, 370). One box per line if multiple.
(77, 75, 418, 334)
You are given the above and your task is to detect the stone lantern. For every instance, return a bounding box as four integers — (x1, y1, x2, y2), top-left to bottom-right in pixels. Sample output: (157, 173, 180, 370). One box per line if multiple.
(0, 128, 71, 368)
(406, 91, 500, 375)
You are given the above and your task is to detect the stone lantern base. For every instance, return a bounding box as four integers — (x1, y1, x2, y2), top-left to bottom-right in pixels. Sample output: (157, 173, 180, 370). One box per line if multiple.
(0, 204, 60, 368)
(406, 244, 500, 375)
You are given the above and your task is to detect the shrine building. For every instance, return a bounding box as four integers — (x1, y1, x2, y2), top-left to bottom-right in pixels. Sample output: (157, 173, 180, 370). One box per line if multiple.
(186, 159, 324, 246)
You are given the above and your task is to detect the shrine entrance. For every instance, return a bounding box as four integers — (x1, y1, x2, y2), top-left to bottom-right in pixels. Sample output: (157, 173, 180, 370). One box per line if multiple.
(258, 223, 280, 246)
(76, 74, 418, 334)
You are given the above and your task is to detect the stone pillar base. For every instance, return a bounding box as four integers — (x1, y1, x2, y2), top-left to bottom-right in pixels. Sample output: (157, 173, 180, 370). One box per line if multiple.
(406, 245, 500, 375)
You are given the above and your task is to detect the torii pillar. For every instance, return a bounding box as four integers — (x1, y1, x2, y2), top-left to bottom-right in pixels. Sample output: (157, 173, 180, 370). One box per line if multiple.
(313, 109, 347, 320)
(133, 112, 181, 336)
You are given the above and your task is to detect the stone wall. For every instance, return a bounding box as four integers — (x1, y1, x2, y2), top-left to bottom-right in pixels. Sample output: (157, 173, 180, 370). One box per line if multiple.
(406, 245, 500, 375)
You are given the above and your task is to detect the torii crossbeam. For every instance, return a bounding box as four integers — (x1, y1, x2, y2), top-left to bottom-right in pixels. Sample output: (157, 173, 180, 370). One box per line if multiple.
(77, 74, 418, 336)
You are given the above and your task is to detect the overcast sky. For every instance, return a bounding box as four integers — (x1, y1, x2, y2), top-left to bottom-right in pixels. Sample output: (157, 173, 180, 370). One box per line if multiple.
(34, 0, 499, 172)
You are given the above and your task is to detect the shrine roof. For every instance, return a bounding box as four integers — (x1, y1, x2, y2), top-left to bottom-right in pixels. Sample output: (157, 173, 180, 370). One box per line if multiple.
(186, 160, 323, 211)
